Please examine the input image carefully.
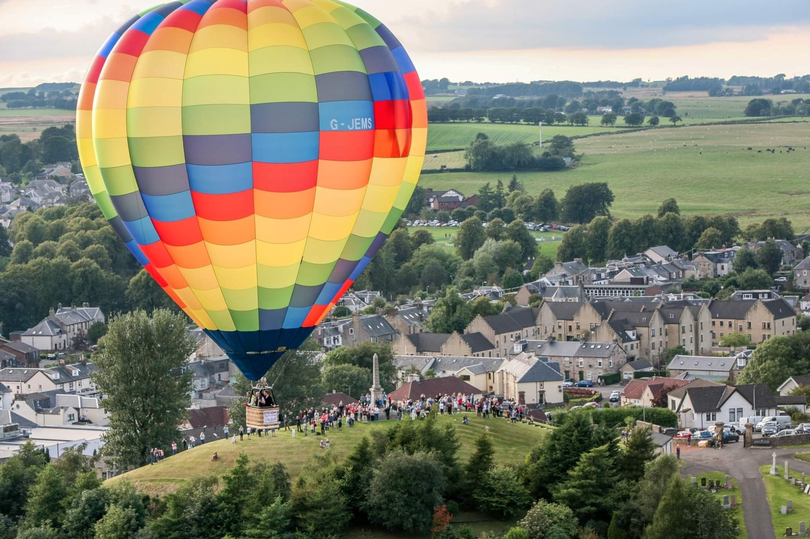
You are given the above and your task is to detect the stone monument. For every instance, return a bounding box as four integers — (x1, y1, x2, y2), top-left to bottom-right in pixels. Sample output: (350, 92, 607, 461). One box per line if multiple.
(771, 452, 778, 476)
(370, 353, 383, 408)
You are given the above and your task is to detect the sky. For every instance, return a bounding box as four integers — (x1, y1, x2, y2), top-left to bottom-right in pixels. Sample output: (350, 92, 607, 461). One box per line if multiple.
(0, 0, 808, 87)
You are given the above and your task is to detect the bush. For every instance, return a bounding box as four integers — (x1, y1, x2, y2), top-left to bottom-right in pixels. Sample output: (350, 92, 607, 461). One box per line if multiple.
(473, 466, 530, 518)
(503, 528, 529, 539)
(519, 500, 578, 539)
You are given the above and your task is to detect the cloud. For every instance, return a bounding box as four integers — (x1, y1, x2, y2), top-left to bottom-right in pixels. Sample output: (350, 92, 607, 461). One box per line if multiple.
(366, 0, 810, 53)
(0, 17, 116, 62)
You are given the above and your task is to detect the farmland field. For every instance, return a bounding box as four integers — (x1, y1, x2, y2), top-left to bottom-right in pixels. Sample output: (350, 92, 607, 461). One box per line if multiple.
(419, 122, 810, 229)
(427, 121, 623, 151)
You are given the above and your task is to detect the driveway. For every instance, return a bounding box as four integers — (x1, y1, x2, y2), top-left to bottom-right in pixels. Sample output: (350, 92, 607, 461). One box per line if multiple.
(681, 443, 810, 539)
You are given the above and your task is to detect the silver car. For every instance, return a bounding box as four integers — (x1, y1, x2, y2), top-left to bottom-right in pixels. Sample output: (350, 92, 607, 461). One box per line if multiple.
(761, 422, 779, 437)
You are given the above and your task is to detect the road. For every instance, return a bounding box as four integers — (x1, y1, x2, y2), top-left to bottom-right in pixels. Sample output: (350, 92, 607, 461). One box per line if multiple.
(681, 443, 810, 539)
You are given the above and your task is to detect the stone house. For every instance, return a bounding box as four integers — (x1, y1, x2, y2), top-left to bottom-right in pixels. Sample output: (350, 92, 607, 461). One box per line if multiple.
(659, 302, 713, 355)
(523, 339, 628, 383)
(401, 332, 495, 357)
(341, 312, 397, 348)
(621, 376, 689, 407)
(643, 245, 678, 264)
(693, 250, 736, 279)
(751, 240, 803, 267)
(667, 354, 740, 382)
(465, 306, 540, 356)
(619, 359, 654, 381)
(537, 301, 604, 342)
(794, 257, 810, 291)
(708, 298, 796, 345)
(496, 354, 564, 406)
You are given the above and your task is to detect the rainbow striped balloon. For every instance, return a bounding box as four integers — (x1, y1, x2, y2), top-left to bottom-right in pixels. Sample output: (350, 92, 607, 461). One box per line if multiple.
(77, 0, 426, 380)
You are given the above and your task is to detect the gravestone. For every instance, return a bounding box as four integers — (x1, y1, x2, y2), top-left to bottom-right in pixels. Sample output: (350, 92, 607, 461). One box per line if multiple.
(772, 452, 778, 476)
(787, 527, 793, 537)
(726, 475, 732, 490)
(788, 500, 793, 513)
(692, 477, 698, 488)
(805, 485, 810, 495)
(799, 521, 806, 535)
(792, 477, 797, 486)
(723, 495, 730, 509)
(709, 479, 715, 490)
(786, 461, 791, 480)
(731, 494, 737, 507)
(701, 477, 707, 487)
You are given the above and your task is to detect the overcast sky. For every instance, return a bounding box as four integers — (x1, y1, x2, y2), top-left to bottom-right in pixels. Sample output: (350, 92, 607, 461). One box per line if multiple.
(0, 0, 808, 87)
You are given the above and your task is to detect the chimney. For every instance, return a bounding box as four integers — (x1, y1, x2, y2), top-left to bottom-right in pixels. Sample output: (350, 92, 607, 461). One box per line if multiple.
(49, 307, 55, 318)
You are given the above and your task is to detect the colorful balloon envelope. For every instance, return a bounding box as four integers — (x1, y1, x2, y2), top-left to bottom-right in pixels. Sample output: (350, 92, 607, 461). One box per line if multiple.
(77, 0, 426, 380)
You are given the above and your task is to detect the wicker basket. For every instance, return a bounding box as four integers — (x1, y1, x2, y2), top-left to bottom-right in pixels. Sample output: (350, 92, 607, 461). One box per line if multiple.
(246, 406, 280, 430)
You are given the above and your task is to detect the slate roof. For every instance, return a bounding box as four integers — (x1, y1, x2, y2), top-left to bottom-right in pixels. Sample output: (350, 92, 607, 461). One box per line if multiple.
(667, 378, 722, 400)
(429, 356, 504, 375)
(762, 298, 796, 320)
(709, 300, 755, 319)
(775, 395, 807, 406)
(0, 382, 10, 394)
(735, 384, 777, 409)
(22, 319, 63, 337)
(359, 315, 396, 338)
(460, 332, 495, 353)
(668, 355, 735, 374)
(533, 340, 619, 359)
(545, 302, 584, 319)
(795, 257, 810, 271)
(518, 360, 564, 383)
(786, 374, 810, 387)
(616, 311, 656, 327)
(625, 359, 653, 371)
(186, 406, 229, 429)
(406, 333, 450, 353)
(0, 368, 41, 382)
(388, 377, 482, 400)
(607, 319, 639, 343)
(646, 246, 678, 259)
(2, 341, 39, 354)
(0, 410, 36, 429)
(396, 307, 423, 327)
(684, 385, 731, 413)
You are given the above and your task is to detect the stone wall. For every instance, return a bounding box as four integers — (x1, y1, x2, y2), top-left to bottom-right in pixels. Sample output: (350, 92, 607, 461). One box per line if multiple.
(767, 434, 810, 447)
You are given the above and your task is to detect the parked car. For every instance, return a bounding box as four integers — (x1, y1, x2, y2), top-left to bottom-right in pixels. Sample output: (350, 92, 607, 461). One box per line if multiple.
(773, 429, 796, 438)
(660, 427, 678, 436)
(756, 416, 792, 431)
(721, 431, 740, 443)
(674, 431, 693, 439)
(583, 401, 599, 408)
(609, 391, 620, 403)
(761, 422, 779, 437)
(795, 423, 810, 434)
(693, 430, 713, 440)
(576, 380, 594, 388)
(562, 381, 574, 388)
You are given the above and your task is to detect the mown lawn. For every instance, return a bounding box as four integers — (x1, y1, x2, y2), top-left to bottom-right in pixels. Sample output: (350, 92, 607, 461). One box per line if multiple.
(106, 414, 547, 497)
(760, 464, 810, 538)
(691, 471, 747, 538)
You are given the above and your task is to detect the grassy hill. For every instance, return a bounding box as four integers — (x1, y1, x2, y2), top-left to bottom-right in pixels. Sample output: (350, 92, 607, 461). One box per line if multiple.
(427, 122, 622, 152)
(420, 122, 810, 229)
(107, 414, 549, 497)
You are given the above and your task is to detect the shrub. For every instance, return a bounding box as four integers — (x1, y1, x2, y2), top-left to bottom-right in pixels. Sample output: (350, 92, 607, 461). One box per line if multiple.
(473, 466, 530, 518)
(519, 499, 578, 539)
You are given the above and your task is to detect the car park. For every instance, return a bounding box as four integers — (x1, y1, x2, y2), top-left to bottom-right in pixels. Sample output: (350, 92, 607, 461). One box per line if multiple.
(756, 416, 792, 432)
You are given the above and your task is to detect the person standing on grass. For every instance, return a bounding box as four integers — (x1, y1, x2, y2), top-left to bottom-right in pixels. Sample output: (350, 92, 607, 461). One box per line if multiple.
(182, 438, 188, 451)
(171, 441, 177, 455)
(200, 431, 205, 445)
(239, 426, 244, 441)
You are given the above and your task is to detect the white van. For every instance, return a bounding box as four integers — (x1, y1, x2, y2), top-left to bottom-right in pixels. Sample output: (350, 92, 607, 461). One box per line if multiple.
(739, 417, 764, 430)
(756, 416, 792, 431)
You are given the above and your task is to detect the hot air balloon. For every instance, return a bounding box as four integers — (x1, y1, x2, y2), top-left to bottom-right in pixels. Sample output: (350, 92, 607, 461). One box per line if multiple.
(77, 0, 426, 387)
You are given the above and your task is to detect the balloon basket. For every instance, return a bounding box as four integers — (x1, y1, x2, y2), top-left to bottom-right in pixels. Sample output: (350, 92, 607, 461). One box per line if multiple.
(246, 406, 280, 431)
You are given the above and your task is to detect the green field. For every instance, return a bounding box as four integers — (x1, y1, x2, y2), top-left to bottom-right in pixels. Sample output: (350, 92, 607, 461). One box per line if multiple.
(760, 464, 810, 538)
(427, 122, 624, 151)
(107, 414, 546, 497)
(691, 471, 747, 538)
(410, 225, 562, 258)
(419, 122, 810, 229)
(0, 107, 75, 117)
(667, 94, 810, 120)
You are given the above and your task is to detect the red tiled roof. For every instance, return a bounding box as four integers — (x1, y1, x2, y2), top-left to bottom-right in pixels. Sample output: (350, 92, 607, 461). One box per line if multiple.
(186, 406, 229, 429)
(624, 377, 689, 401)
(322, 392, 359, 406)
(389, 377, 482, 401)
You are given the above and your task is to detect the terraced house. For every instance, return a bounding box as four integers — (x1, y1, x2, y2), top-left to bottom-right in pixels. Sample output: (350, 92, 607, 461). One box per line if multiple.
(465, 306, 541, 356)
(659, 301, 713, 355)
(707, 298, 796, 344)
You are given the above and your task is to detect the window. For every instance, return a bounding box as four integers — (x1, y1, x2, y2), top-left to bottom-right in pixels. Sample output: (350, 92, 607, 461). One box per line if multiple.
(557, 321, 562, 328)
(700, 322, 704, 330)
(705, 412, 716, 422)
(651, 329, 656, 337)
(652, 342, 656, 350)
(720, 321, 724, 327)
(712, 321, 716, 327)
(459, 375, 470, 381)
(681, 326, 685, 334)
(597, 359, 603, 368)
(671, 399, 676, 411)
(576, 322, 581, 330)
(68, 413, 75, 421)
(568, 325, 572, 332)
(564, 357, 570, 366)
(578, 358, 584, 367)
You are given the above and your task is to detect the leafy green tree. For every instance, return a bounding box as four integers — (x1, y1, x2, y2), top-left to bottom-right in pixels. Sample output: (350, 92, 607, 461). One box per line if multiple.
(606, 219, 636, 260)
(92, 309, 195, 468)
(624, 112, 645, 126)
(321, 364, 371, 399)
(385, 228, 413, 266)
(508, 175, 525, 193)
(553, 444, 618, 525)
(63, 488, 110, 539)
(719, 332, 751, 348)
(94, 505, 145, 539)
(16, 526, 59, 539)
(560, 183, 614, 224)
(456, 217, 487, 260)
(341, 436, 376, 514)
(505, 220, 538, 263)
(615, 428, 656, 483)
(86, 322, 107, 345)
(585, 216, 611, 264)
(405, 186, 427, 217)
(556, 225, 586, 262)
(653, 213, 685, 252)
(366, 450, 446, 533)
(424, 287, 474, 334)
(0, 224, 11, 257)
(409, 229, 435, 251)
(324, 342, 395, 391)
(486, 218, 506, 240)
(421, 259, 448, 290)
(470, 296, 503, 319)
(633, 214, 657, 251)
(464, 433, 495, 489)
(519, 499, 578, 539)
(530, 254, 555, 279)
(10, 239, 34, 265)
(475, 466, 531, 518)
(733, 248, 758, 273)
(645, 477, 737, 539)
(24, 465, 69, 529)
(0, 442, 48, 520)
(756, 239, 783, 275)
(738, 335, 809, 390)
(503, 268, 524, 289)
(737, 267, 773, 290)
(503, 528, 530, 539)
(657, 198, 680, 217)
(600, 113, 617, 126)
(535, 189, 559, 223)
(694, 227, 724, 250)
(669, 115, 682, 125)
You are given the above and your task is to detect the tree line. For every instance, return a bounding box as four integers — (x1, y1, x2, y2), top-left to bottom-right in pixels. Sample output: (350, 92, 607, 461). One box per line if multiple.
(744, 98, 810, 117)
(0, 125, 80, 181)
(464, 133, 568, 172)
(0, 204, 176, 334)
(1, 88, 77, 111)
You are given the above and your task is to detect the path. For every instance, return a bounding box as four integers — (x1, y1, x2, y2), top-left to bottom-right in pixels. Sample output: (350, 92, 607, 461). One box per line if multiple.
(681, 443, 810, 539)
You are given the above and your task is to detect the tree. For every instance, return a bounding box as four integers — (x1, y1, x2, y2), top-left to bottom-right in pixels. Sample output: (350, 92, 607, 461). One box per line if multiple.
(503, 268, 524, 289)
(615, 428, 656, 483)
(744, 98, 773, 117)
(605, 219, 636, 260)
(535, 189, 559, 223)
(647, 116, 660, 127)
(424, 287, 474, 334)
(92, 309, 195, 468)
(63, 488, 110, 539)
(756, 239, 783, 275)
(556, 225, 586, 262)
(519, 500, 578, 539)
(11, 239, 34, 265)
(624, 112, 645, 126)
(94, 504, 146, 539)
(560, 183, 614, 224)
(719, 332, 751, 348)
(505, 219, 538, 263)
(386, 228, 413, 266)
(653, 213, 685, 253)
(320, 364, 371, 400)
(669, 115, 682, 125)
(530, 255, 555, 279)
(410, 229, 435, 250)
(0, 224, 11, 257)
(645, 477, 737, 539)
(0, 442, 48, 520)
(553, 444, 618, 525)
(657, 198, 680, 218)
(737, 267, 773, 290)
(585, 216, 611, 264)
(456, 217, 487, 260)
(733, 248, 758, 273)
(365, 450, 446, 533)
(508, 175, 524, 193)
(694, 227, 723, 250)
(405, 186, 427, 217)
(740, 335, 810, 390)
(486, 218, 506, 240)
(24, 465, 69, 528)
(125, 269, 177, 313)
(474, 466, 531, 518)
(465, 433, 495, 489)
(600, 113, 617, 126)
